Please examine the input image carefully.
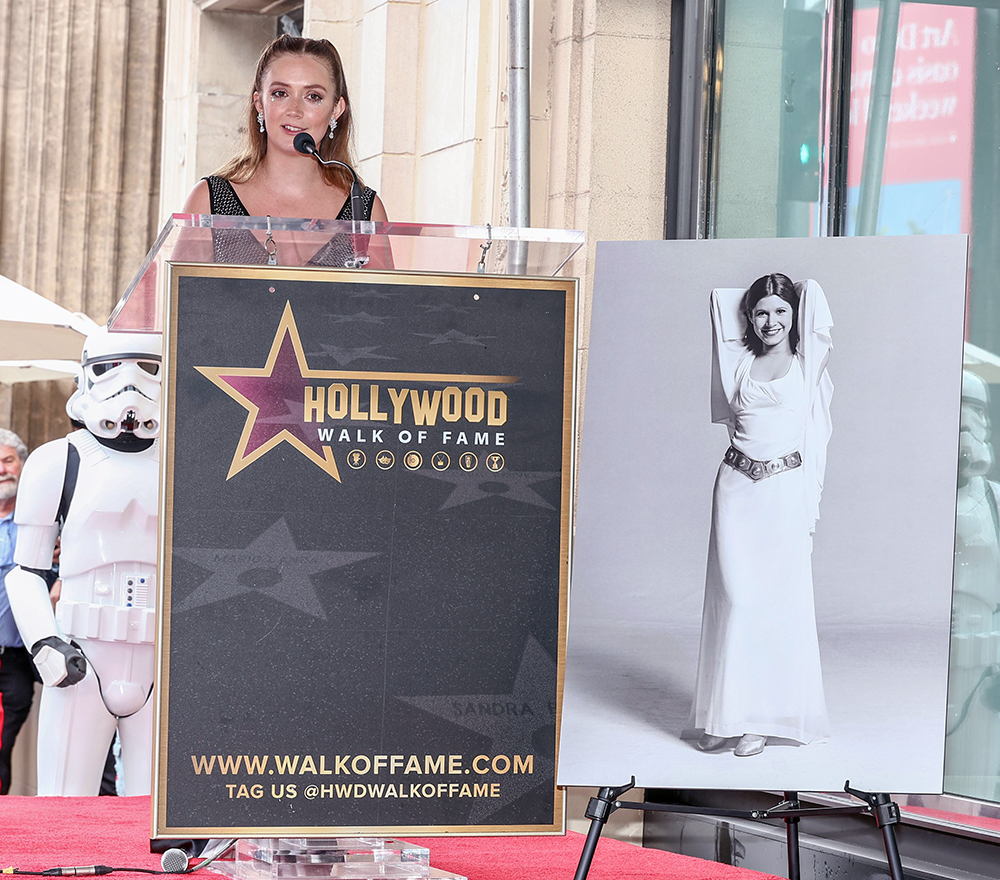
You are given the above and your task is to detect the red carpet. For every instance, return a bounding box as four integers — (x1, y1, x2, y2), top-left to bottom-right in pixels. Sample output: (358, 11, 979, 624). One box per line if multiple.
(0, 796, 782, 880)
(903, 804, 1000, 834)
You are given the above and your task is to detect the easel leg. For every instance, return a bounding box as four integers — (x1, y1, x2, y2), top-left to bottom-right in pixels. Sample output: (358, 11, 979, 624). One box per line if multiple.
(874, 794, 905, 880)
(572, 779, 635, 880)
(845, 784, 905, 880)
(573, 806, 608, 880)
(783, 791, 801, 880)
(881, 822, 904, 880)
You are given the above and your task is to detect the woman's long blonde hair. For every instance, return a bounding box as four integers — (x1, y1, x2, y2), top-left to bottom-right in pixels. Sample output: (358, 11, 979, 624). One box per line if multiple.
(216, 35, 359, 193)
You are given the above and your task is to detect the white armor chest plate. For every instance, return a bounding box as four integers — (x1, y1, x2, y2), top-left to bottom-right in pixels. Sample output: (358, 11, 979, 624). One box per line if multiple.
(57, 431, 159, 644)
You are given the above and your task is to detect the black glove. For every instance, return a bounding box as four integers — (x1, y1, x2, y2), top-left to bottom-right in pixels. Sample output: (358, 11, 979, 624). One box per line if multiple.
(30, 635, 87, 687)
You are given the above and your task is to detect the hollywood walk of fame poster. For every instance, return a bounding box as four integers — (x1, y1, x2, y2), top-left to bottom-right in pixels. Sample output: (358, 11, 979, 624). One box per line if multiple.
(154, 264, 576, 836)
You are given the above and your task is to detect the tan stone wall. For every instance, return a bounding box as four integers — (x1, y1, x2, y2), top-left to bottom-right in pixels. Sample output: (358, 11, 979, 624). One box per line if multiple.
(0, 0, 671, 805)
(159, 0, 276, 219)
(539, 0, 669, 840)
(0, 0, 166, 453)
(156, 0, 669, 838)
(543, 0, 671, 408)
(303, 0, 672, 346)
(308, 0, 509, 227)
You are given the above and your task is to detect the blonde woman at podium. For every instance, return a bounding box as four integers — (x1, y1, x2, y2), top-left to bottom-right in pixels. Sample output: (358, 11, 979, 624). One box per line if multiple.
(183, 35, 387, 266)
(688, 273, 833, 758)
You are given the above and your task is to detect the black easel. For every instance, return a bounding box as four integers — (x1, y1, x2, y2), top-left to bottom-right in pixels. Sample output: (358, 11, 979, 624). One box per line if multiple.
(572, 779, 905, 880)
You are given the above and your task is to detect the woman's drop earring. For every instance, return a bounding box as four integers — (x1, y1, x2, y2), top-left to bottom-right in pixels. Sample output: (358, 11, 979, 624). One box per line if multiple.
(257, 111, 265, 133)
(329, 116, 338, 139)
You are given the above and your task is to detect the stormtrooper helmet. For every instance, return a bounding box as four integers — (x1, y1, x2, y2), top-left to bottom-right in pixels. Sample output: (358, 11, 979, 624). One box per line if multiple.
(960, 370, 993, 480)
(67, 328, 163, 440)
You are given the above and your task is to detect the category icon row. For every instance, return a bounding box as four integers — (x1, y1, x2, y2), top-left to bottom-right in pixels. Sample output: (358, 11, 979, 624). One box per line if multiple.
(346, 450, 505, 472)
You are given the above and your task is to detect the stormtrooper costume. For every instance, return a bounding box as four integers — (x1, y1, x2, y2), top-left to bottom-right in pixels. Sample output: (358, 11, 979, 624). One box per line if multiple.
(945, 370, 1000, 800)
(6, 328, 161, 796)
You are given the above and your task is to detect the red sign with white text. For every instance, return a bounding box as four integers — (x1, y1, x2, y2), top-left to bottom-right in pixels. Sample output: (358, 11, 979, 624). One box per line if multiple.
(848, 4, 975, 233)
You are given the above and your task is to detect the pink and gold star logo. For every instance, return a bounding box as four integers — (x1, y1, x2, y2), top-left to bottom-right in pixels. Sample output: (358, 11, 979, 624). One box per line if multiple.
(196, 303, 342, 481)
(196, 302, 518, 482)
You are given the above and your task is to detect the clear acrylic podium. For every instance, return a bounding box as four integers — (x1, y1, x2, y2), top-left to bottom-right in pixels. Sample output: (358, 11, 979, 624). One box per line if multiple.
(214, 838, 467, 880)
(137, 214, 580, 877)
(109, 214, 584, 332)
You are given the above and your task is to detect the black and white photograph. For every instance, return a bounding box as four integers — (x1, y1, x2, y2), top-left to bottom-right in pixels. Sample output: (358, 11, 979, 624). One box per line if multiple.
(558, 235, 968, 792)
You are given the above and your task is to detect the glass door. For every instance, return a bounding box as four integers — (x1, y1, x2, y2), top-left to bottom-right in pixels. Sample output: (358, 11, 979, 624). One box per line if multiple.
(707, 0, 833, 239)
(704, 0, 1000, 824)
(846, 0, 1000, 811)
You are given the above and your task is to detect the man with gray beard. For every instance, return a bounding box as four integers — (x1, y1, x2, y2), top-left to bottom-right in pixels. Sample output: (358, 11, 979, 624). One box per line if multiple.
(0, 429, 43, 794)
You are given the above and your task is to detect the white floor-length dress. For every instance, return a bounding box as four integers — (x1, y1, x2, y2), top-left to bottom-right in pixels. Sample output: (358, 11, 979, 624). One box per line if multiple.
(689, 281, 833, 744)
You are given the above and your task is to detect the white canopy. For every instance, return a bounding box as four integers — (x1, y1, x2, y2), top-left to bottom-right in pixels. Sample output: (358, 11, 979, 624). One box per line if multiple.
(0, 359, 79, 384)
(964, 341, 1000, 385)
(0, 274, 100, 362)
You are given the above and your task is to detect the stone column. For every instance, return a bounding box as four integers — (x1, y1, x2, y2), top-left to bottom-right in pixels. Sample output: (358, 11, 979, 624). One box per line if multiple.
(158, 0, 277, 219)
(542, 0, 671, 422)
(0, 0, 166, 450)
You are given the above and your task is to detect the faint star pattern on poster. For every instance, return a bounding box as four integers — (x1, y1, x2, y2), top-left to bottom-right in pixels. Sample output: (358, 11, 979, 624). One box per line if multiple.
(412, 329, 494, 347)
(398, 637, 557, 822)
(418, 469, 559, 511)
(307, 344, 397, 366)
(326, 311, 391, 324)
(174, 518, 378, 619)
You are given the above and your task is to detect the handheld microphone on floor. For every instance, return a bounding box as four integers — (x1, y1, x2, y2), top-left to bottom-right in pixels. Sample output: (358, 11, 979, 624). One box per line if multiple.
(292, 133, 369, 267)
(9, 840, 237, 878)
(40, 869, 113, 876)
(159, 851, 189, 874)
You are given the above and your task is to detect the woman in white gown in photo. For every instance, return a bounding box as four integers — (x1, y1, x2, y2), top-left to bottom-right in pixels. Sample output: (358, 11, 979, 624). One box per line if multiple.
(689, 273, 833, 757)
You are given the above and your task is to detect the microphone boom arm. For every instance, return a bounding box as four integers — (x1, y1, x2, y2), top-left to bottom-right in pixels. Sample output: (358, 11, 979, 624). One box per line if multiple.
(292, 132, 365, 232)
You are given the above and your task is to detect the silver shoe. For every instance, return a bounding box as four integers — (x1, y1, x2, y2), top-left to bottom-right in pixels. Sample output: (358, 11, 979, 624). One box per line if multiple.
(696, 733, 729, 751)
(734, 734, 766, 756)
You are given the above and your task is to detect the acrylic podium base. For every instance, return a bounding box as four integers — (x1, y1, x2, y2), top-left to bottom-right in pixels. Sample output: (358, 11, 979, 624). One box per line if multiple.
(212, 838, 467, 880)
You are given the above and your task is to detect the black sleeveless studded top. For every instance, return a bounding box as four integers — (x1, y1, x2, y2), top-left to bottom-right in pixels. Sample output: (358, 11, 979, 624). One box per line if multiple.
(204, 176, 377, 267)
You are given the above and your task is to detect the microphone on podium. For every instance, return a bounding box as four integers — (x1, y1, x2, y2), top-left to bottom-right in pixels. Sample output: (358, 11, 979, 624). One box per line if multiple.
(293, 132, 364, 227)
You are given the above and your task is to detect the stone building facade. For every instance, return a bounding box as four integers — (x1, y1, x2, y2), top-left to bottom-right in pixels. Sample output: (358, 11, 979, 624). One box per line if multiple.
(0, 0, 166, 448)
(0, 1, 668, 823)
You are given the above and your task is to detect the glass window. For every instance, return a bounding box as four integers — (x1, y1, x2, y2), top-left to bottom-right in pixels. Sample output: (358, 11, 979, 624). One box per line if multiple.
(846, 2, 976, 239)
(709, 0, 828, 239)
(846, 0, 1000, 807)
(706, 0, 1000, 818)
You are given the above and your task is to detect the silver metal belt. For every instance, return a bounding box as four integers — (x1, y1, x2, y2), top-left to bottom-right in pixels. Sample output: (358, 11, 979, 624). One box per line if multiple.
(723, 445, 802, 481)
